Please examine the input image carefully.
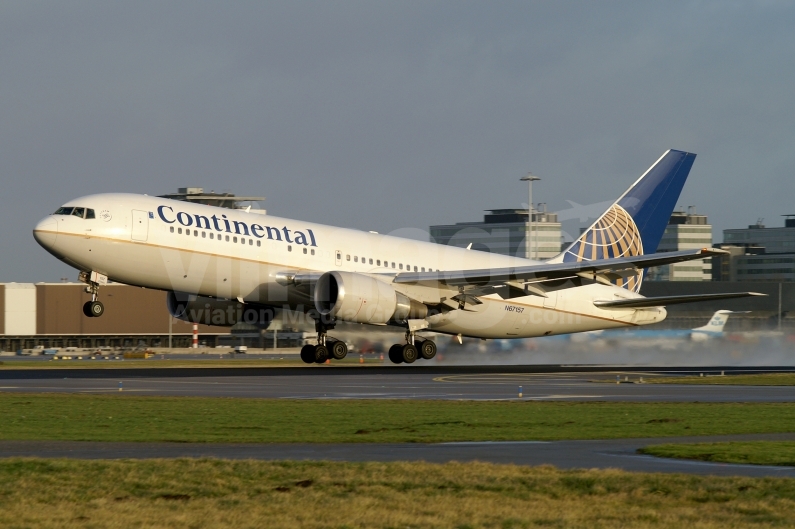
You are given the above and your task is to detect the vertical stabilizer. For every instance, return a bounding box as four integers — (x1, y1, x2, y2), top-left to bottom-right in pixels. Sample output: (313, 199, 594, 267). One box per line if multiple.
(551, 149, 697, 292)
(692, 310, 732, 333)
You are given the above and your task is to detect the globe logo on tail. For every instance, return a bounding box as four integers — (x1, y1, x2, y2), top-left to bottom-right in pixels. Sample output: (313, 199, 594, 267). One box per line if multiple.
(563, 204, 644, 292)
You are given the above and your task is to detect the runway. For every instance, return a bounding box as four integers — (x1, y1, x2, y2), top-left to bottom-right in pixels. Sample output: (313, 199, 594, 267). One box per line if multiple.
(2, 433, 795, 478)
(1, 365, 794, 401)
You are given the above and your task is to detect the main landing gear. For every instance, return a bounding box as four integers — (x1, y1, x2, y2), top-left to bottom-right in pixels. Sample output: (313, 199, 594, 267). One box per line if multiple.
(79, 271, 106, 318)
(388, 330, 436, 364)
(300, 320, 348, 364)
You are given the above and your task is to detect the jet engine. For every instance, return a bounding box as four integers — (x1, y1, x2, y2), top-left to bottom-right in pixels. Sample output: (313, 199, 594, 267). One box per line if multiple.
(314, 271, 427, 324)
(167, 291, 275, 328)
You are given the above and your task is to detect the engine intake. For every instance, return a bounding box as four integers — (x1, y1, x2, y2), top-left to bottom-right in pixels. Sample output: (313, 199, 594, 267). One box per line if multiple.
(167, 291, 275, 328)
(314, 271, 427, 324)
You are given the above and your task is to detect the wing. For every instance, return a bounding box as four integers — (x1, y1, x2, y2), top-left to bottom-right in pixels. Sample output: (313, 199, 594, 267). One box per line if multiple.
(393, 248, 728, 287)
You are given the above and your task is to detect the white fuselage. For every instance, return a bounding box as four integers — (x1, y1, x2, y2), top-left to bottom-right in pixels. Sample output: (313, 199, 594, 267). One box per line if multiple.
(33, 193, 666, 339)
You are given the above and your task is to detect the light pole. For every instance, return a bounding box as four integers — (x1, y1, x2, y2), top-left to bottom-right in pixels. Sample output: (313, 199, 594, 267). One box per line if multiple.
(520, 173, 541, 260)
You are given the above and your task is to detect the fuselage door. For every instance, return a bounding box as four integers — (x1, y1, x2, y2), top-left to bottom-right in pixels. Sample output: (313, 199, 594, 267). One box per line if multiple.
(335, 250, 342, 266)
(131, 210, 149, 241)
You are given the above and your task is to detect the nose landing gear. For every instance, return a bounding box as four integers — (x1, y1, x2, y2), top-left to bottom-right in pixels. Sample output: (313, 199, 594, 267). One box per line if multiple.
(79, 271, 107, 318)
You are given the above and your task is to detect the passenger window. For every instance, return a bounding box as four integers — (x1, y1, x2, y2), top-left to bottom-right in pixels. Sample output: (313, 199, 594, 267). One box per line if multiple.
(377, 260, 381, 266)
(361, 256, 365, 263)
(170, 226, 174, 233)
(288, 245, 292, 252)
(421, 267, 425, 272)
(303, 247, 307, 254)
(257, 241, 261, 247)
(241, 238, 245, 244)
(194, 230, 198, 237)
(249, 239, 253, 245)
(178, 228, 182, 234)
(225, 235, 229, 242)
(54, 207, 74, 215)
(209, 233, 214, 239)
(85, 209, 95, 219)
(414, 266, 418, 272)
(354, 256, 358, 263)
(369, 258, 373, 265)
(336, 252, 342, 260)
(185, 230, 190, 237)
(346, 255, 350, 261)
(202, 232, 206, 238)
(392, 262, 395, 268)
(72, 207, 85, 218)
(311, 249, 315, 255)
(399, 264, 403, 270)
(233, 237, 238, 243)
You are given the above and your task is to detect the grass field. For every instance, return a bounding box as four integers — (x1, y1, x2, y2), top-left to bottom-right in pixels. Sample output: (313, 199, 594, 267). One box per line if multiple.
(1, 458, 793, 528)
(641, 442, 795, 466)
(647, 373, 795, 386)
(3, 394, 795, 443)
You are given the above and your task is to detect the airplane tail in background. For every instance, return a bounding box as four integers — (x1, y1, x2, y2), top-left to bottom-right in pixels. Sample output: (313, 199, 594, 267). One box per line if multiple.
(692, 310, 732, 333)
(551, 149, 697, 292)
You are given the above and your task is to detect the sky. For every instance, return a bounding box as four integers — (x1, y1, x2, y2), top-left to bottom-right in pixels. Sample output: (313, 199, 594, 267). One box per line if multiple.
(2, 1, 794, 282)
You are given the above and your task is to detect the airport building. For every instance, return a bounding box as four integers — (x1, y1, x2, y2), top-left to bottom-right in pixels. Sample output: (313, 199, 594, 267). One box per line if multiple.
(429, 206, 563, 259)
(158, 187, 266, 214)
(0, 282, 227, 352)
(646, 207, 713, 281)
(712, 216, 795, 282)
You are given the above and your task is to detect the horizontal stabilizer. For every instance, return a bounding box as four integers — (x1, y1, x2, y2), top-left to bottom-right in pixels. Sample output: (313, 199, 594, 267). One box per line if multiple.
(593, 292, 767, 309)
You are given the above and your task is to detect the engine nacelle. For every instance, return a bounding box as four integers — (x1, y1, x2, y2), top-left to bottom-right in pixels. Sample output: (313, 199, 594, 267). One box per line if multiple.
(314, 271, 427, 324)
(167, 291, 275, 328)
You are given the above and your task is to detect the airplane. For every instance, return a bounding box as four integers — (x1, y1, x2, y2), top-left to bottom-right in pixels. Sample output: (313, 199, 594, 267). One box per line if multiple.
(32, 149, 764, 366)
(569, 309, 741, 347)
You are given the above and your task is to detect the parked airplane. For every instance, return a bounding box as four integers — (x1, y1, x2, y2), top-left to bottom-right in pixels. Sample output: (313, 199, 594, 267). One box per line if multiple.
(33, 149, 763, 365)
(570, 310, 740, 346)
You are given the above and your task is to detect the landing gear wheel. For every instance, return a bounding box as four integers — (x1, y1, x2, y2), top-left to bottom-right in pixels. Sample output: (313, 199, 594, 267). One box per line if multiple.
(300, 344, 317, 364)
(388, 344, 404, 364)
(83, 301, 104, 318)
(418, 339, 437, 360)
(329, 340, 348, 360)
(314, 345, 329, 363)
(401, 344, 418, 364)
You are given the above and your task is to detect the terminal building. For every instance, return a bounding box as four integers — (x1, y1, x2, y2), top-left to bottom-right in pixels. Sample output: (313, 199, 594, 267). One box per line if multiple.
(429, 206, 562, 260)
(646, 207, 713, 281)
(712, 216, 795, 282)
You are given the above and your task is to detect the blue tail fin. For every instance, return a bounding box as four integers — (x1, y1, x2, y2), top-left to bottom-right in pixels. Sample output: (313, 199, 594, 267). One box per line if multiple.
(554, 149, 697, 291)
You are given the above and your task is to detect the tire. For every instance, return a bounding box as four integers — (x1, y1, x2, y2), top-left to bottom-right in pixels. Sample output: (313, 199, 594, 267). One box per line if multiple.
(89, 301, 104, 318)
(82, 301, 93, 318)
(300, 344, 316, 364)
(330, 340, 348, 360)
(418, 339, 437, 360)
(401, 344, 418, 364)
(388, 344, 403, 364)
(314, 345, 329, 363)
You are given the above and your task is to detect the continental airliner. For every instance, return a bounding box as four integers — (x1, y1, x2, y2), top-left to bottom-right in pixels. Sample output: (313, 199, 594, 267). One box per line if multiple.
(32, 150, 762, 365)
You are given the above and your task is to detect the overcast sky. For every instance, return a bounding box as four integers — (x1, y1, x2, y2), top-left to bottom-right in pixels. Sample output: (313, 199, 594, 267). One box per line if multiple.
(3, 1, 794, 282)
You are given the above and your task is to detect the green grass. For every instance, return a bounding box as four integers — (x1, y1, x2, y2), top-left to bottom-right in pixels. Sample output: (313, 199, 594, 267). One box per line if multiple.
(640, 442, 795, 466)
(1, 458, 794, 528)
(647, 373, 795, 386)
(3, 394, 795, 443)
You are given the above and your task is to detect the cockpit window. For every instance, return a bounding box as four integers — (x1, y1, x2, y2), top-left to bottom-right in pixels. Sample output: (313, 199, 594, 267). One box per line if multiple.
(72, 207, 85, 218)
(85, 209, 95, 219)
(54, 207, 74, 215)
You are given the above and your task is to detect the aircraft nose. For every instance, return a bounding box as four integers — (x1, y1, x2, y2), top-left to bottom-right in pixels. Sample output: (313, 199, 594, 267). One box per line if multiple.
(33, 216, 58, 248)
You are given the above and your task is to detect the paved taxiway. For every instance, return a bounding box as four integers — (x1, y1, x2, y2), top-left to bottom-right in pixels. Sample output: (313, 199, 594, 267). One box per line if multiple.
(1, 365, 795, 401)
(2, 433, 795, 478)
